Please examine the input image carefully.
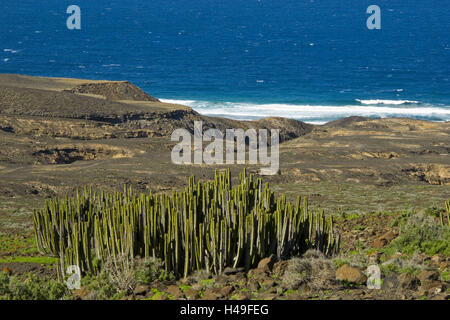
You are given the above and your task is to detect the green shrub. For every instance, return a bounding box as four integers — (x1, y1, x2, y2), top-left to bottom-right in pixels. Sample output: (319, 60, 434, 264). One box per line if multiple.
(388, 210, 412, 228)
(135, 257, 173, 283)
(380, 263, 400, 275)
(424, 207, 442, 218)
(385, 211, 450, 257)
(0, 272, 69, 300)
(441, 269, 450, 282)
(79, 256, 172, 299)
(81, 272, 124, 300)
(331, 258, 348, 269)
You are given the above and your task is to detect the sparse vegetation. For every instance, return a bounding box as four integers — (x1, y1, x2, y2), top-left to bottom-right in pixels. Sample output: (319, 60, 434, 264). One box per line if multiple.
(0, 256, 57, 264)
(103, 253, 138, 293)
(0, 234, 37, 256)
(135, 257, 172, 284)
(0, 272, 69, 300)
(0, 197, 446, 301)
(383, 210, 450, 257)
(282, 250, 335, 290)
(80, 272, 126, 300)
(0, 75, 449, 300)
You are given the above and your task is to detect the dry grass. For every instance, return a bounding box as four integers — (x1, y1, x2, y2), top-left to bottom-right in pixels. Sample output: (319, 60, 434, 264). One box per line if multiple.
(282, 250, 336, 290)
(103, 253, 137, 293)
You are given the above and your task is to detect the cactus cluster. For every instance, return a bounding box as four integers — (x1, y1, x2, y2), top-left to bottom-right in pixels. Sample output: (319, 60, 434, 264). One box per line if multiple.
(33, 169, 339, 278)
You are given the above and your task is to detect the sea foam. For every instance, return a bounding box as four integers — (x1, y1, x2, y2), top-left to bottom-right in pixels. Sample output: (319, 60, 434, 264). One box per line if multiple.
(356, 99, 419, 105)
(160, 99, 450, 124)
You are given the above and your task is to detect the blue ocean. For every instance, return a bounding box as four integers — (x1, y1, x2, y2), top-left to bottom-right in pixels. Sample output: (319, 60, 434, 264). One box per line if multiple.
(1, 0, 449, 123)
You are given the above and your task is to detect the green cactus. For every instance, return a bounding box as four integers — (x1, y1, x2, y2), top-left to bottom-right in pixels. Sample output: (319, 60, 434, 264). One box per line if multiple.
(442, 200, 450, 226)
(33, 169, 340, 278)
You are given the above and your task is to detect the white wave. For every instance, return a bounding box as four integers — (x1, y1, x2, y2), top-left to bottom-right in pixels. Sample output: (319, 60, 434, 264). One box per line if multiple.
(160, 98, 198, 105)
(159, 99, 450, 123)
(356, 99, 419, 105)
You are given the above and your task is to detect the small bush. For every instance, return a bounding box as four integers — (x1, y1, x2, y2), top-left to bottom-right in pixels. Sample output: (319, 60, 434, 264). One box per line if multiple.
(380, 253, 425, 276)
(81, 272, 124, 300)
(424, 207, 442, 218)
(389, 211, 412, 228)
(282, 250, 335, 291)
(187, 269, 211, 284)
(0, 272, 69, 300)
(103, 253, 137, 293)
(385, 212, 450, 257)
(80, 256, 172, 299)
(332, 258, 349, 269)
(135, 257, 173, 283)
(441, 269, 450, 282)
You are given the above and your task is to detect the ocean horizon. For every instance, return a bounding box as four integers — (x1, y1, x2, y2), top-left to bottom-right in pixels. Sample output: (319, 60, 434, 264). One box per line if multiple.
(1, 0, 449, 123)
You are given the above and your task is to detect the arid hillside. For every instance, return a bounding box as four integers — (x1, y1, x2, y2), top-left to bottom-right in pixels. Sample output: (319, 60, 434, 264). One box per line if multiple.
(0, 74, 449, 301)
(0, 74, 448, 226)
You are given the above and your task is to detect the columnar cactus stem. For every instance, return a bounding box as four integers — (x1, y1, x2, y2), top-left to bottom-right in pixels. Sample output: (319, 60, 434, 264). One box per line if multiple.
(33, 169, 340, 278)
